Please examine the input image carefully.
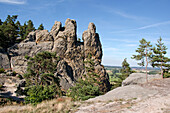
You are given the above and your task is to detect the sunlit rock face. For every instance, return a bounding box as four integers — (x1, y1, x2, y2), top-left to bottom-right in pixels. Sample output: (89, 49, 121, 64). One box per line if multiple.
(6, 18, 110, 92)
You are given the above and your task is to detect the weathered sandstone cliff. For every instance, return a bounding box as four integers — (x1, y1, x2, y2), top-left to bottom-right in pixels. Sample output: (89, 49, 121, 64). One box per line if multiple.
(0, 18, 110, 92)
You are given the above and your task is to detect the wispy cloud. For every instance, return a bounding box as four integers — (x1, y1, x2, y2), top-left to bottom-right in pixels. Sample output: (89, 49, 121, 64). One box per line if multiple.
(106, 38, 138, 43)
(136, 20, 170, 30)
(112, 10, 147, 21)
(126, 44, 137, 47)
(104, 47, 119, 51)
(96, 5, 148, 21)
(0, 0, 26, 4)
(112, 20, 170, 33)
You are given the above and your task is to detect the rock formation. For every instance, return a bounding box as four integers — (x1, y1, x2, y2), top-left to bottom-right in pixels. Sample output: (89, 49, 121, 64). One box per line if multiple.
(0, 18, 110, 92)
(122, 73, 162, 86)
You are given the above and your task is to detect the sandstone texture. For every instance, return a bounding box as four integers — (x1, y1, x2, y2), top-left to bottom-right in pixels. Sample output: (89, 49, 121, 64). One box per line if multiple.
(0, 49, 10, 69)
(122, 73, 162, 86)
(76, 76, 170, 113)
(1, 18, 110, 92)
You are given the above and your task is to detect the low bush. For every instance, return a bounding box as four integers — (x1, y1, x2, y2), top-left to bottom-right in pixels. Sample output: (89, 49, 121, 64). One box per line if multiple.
(0, 68, 5, 73)
(67, 79, 101, 101)
(25, 85, 60, 105)
(67, 53, 103, 101)
(163, 72, 170, 78)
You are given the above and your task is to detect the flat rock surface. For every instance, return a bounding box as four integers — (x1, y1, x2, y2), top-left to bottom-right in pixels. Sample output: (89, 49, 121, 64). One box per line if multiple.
(122, 73, 162, 86)
(87, 85, 158, 102)
(76, 78, 170, 113)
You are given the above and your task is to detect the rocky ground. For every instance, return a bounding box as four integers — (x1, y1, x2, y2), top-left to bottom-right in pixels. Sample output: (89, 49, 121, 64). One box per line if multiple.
(76, 78, 170, 113)
(0, 74, 170, 113)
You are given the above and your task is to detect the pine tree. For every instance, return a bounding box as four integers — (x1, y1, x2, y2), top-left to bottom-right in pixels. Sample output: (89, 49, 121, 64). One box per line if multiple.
(22, 22, 27, 39)
(24, 51, 62, 104)
(0, 19, 2, 25)
(151, 37, 170, 79)
(132, 38, 152, 82)
(25, 20, 35, 37)
(38, 23, 44, 30)
(0, 15, 19, 50)
(24, 51, 60, 86)
(120, 58, 131, 80)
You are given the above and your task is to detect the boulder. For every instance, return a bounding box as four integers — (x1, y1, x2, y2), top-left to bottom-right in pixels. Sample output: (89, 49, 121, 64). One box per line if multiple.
(122, 73, 162, 86)
(0, 49, 10, 69)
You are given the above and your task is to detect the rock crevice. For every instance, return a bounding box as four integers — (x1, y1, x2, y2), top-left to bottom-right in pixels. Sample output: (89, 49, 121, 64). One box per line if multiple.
(0, 18, 110, 92)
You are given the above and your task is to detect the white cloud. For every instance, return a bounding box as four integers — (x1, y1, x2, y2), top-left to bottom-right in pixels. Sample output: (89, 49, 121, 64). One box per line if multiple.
(0, 0, 26, 4)
(136, 20, 170, 30)
(96, 5, 148, 21)
(111, 20, 170, 33)
(112, 10, 147, 21)
(104, 47, 119, 51)
(126, 44, 137, 47)
(106, 38, 138, 43)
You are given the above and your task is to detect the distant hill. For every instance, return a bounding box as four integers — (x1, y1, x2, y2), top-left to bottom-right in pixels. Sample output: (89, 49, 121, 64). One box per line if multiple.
(104, 65, 160, 70)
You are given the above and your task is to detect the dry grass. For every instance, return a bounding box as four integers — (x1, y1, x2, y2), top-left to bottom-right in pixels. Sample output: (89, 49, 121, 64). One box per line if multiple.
(0, 97, 80, 113)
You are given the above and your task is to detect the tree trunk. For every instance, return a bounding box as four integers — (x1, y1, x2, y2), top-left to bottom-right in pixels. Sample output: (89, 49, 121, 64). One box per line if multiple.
(145, 47, 148, 83)
(161, 61, 163, 79)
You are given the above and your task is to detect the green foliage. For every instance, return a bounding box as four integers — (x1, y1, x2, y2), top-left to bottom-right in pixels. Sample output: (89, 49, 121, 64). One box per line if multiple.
(132, 38, 152, 82)
(0, 15, 36, 50)
(25, 20, 35, 36)
(109, 59, 131, 89)
(0, 15, 19, 50)
(24, 55, 30, 60)
(24, 51, 62, 104)
(163, 68, 170, 78)
(109, 76, 122, 89)
(77, 38, 81, 42)
(38, 23, 44, 30)
(151, 37, 170, 78)
(25, 85, 59, 105)
(67, 79, 101, 100)
(0, 85, 3, 89)
(67, 53, 102, 101)
(148, 70, 160, 75)
(24, 51, 60, 86)
(0, 68, 5, 73)
(163, 72, 170, 78)
(132, 38, 152, 67)
(120, 58, 131, 80)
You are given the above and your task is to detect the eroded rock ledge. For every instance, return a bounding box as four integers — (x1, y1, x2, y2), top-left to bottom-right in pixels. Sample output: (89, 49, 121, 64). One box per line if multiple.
(0, 18, 110, 92)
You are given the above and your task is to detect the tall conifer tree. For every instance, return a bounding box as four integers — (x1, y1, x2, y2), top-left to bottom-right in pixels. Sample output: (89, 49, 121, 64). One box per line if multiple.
(151, 37, 170, 79)
(132, 38, 152, 82)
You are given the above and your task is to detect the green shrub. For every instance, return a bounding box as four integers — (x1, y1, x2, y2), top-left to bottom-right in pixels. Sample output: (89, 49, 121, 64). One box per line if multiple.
(67, 79, 101, 101)
(13, 71, 17, 76)
(25, 85, 59, 105)
(0, 85, 3, 89)
(0, 68, 5, 73)
(24, 55, 30, 60)
(24, 51, 62, 104)
(17, 74, 23, 79)
(163, 72, 170, 78)
(67, 53, 103, 101)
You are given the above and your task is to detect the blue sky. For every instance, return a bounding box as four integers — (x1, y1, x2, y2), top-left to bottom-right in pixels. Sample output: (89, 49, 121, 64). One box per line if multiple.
(0, 0, 170, 66)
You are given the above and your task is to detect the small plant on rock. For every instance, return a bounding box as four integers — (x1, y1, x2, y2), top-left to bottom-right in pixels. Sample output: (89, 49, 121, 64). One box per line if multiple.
(67, 53, 103, 100)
